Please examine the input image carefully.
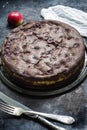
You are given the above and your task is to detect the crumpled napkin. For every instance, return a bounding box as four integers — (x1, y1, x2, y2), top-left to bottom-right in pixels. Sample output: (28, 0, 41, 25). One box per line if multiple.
(41, 5, 87, 37)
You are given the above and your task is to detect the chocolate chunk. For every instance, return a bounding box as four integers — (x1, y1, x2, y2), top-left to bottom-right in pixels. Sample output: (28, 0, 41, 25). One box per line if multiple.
(65, 28, 70, 33)
(60, 60, 66, 65)
(34, 46, 40, 49)
(47, 69, 53, 74)
(44, 36, 49, 40)
(22, 44, 27, 49)
(73, 43, 79, 48)
(47, 37, 54, 44)
(35, 23, 41, 28)
(67, 36, 73, 40)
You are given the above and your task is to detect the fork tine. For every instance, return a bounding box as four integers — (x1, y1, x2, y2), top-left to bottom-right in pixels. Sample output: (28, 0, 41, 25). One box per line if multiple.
(0, 106, 13, 114)
(0, 101, 14, 110)
(0, 101, 14, 115)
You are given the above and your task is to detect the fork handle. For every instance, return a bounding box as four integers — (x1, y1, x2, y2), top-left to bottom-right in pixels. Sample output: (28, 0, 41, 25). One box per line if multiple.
(24, 111, 75, 124)
(26, 114, 66, 130)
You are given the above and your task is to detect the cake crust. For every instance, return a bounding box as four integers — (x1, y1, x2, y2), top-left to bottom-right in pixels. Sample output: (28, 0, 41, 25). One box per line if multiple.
(1, 20, 85, 89)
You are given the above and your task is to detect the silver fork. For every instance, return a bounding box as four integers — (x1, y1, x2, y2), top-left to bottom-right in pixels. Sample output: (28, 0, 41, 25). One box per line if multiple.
(0, 101, 75, 124)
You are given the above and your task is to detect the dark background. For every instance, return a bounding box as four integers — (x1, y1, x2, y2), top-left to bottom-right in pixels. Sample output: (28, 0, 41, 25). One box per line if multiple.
(0, 0, 87, 130)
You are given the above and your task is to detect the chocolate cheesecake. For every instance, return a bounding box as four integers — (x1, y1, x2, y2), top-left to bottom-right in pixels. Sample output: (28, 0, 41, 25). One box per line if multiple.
(1, 20, 85, 89)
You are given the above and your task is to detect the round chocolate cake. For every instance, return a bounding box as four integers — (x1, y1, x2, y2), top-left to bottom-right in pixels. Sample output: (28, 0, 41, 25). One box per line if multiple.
(1, 20, 85, 90)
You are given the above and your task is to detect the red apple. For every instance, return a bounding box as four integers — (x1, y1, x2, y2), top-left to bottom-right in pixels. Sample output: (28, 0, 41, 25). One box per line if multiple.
(7, 12, 23, 27)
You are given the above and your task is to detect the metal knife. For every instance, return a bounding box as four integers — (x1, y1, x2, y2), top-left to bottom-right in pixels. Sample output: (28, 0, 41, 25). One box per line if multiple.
(0, 91, 66, 130)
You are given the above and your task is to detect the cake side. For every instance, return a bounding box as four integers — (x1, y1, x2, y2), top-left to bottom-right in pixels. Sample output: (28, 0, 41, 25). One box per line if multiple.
(2, 57, 85, 89)
(1, 20, 85, 89)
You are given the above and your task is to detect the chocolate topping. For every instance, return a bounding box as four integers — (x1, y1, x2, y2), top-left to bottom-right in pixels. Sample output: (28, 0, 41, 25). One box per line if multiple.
(2, 20, 85, 80)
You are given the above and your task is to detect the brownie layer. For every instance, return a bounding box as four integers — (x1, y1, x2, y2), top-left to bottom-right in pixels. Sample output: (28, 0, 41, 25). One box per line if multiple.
(1, 20, 85, 89)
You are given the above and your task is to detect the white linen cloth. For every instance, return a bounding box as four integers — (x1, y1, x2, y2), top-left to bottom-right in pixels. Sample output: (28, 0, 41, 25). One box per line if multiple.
(41, 5, 87, 37)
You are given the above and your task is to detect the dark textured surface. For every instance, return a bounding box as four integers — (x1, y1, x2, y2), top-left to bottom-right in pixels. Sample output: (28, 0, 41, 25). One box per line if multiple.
(0, 0, 87, 130)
